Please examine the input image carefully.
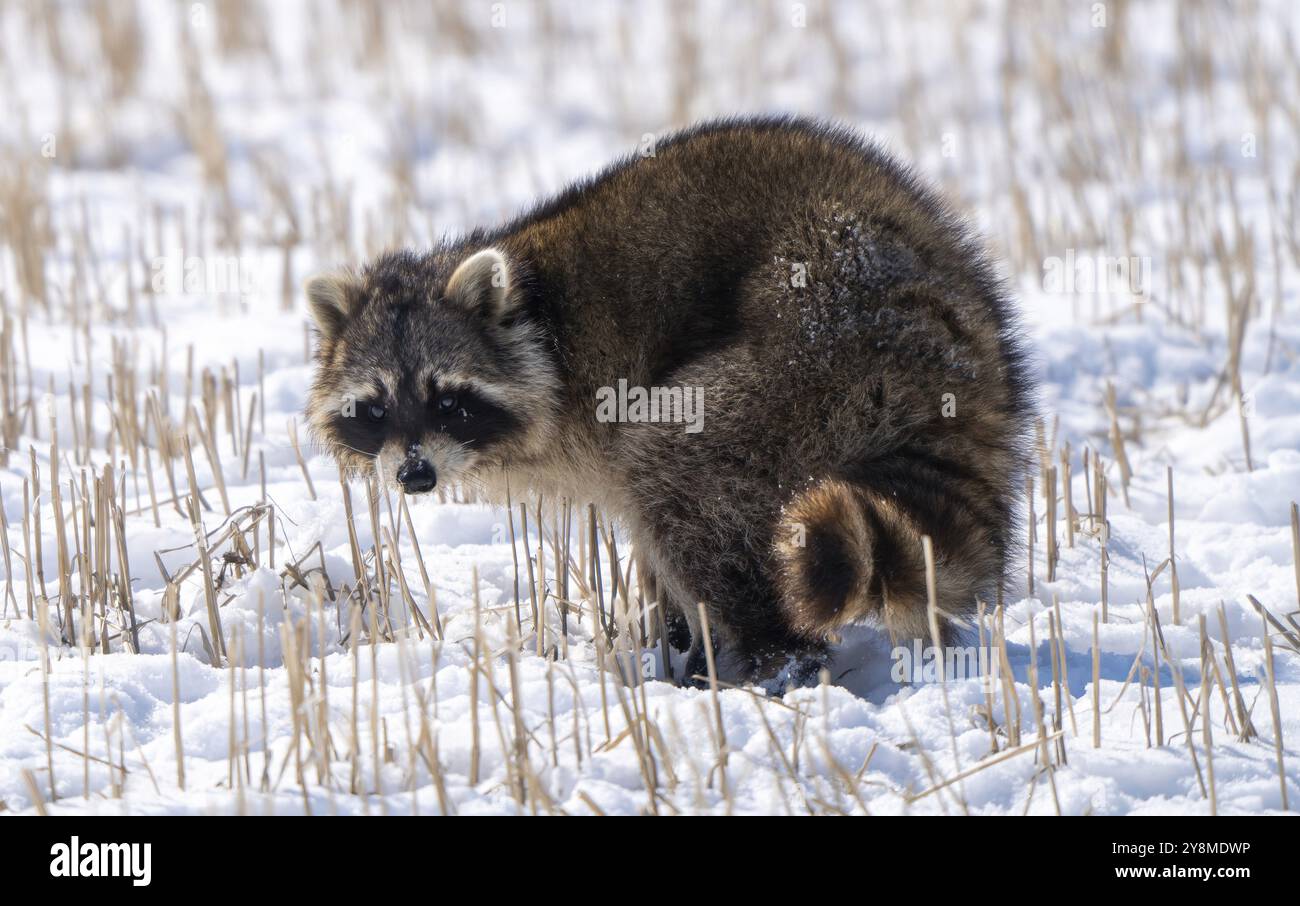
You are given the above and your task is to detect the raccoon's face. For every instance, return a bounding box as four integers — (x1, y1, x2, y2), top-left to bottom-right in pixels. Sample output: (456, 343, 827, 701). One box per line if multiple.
(304, 247, 559, 494)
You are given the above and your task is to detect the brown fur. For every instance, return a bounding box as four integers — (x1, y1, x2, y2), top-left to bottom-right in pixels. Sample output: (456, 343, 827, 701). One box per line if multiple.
(304, 116, 1033, 686)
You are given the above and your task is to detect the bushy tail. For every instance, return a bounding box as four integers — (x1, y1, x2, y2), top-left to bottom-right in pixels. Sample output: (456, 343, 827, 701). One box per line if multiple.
(775, 478, 990, 643)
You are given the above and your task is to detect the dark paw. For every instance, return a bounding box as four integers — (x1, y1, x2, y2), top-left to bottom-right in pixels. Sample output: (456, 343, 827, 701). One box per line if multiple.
(665, 608, 693, 652)
(784, 653, 828, 689)
(679, 644, 709, 688)
(757, 649, 828, 695)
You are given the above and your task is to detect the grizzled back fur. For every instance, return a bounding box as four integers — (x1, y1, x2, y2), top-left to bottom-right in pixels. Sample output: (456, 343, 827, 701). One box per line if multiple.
(305, 116, 1033, 683)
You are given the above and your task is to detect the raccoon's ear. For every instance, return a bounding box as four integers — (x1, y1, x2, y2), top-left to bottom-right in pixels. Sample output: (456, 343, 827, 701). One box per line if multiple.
(445, 248, 514, 321)
(305, 271, 362, 343)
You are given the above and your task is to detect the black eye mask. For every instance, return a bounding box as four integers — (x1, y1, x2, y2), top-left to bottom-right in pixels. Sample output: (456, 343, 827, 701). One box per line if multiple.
(431, 387, 520, 449)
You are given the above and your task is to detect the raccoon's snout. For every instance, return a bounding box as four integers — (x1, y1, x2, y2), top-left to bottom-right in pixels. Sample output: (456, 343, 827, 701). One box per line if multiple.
(396, 458, 437, 494)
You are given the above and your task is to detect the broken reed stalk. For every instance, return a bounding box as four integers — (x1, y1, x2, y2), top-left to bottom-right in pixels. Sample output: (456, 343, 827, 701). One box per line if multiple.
(182, 436, 226, 665)
(21, 770, 48, 816)
(49, 439, 75, 641)
(21, 477, 35, 619)
(995, 603, 1021, 747)
(1247, 594, 1300, 654)
(337, 462, 366, 597)
(504, 616, 529, 806)
(588, 504, 605, 638)
(922, 535, 968, 812)
(364, 478, 394, 638)
(1052, 595, 1077, 738)
(1025, 614, 1061, 814)
(1098, 466, 1109, 622)
(521, 502, 540, 647)
(191, 404, 231, 515)
(1167, 466, 1180, 624)
(976, 600, 999, 754)
(506, 476, 521, 632)
(1091, 610, 1101, 748)
(240, 391, 257, 480)
(1104, 382, 1132, 507)
(37, 601, 56, 801)
(1259, 613, 1289, 810)
(1083, 447, 1094, 534)
(348, 604, 362, 798)
(1216, 603, 1255, 741)
(1061, 444, 1074, 549)
(80, 605, 90, 799)
(469, 567, 482, 785)
(604, 654, 661, 815)
(1154, 616, 1206, 798)
(0, 494, 16, 618)
(1292, 501, 1300, 610)
(288, 417, 316, 499)
(383, 527, 432, 638)
(165, 614, 184, 791)
(696, 602, 729, 801)
(228, 629, 240, 792)
(559, 498, 571, 639)
(143, 445, 161, 526)
(110, 464, 141, 653)
(1026, 475, 1035, 598)
(398, 494, 442, 638)
(1145, 582, 1163, 746)
(1044, 465, 1057, 582)
(534, 497, 547, 656)
(1047, 615, 1065, 746)
(907, 718, 1067, 803)
(1199, 614, 1217, 815)
(314, 586, 333, 793)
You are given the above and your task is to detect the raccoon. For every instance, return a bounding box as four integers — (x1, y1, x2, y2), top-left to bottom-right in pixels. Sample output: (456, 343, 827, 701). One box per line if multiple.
(305, 116, 1032, 686)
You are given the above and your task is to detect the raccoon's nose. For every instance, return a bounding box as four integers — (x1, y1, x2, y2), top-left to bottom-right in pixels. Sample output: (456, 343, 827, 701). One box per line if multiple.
(396, 459, 437, 494)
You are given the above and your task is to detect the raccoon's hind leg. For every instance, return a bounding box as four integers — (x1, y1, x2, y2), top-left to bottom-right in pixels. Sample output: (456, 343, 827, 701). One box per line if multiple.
(775, 476, 999, 647)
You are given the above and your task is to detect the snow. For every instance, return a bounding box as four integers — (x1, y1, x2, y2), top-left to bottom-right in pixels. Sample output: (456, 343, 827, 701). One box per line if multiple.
(1, 0, 1298, 815)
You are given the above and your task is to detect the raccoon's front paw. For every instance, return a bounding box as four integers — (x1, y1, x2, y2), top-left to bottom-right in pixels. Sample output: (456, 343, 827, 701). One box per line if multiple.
(759, 651, 828, 696)
(680, 643, 710, 689)
(664, 608, 693, 653)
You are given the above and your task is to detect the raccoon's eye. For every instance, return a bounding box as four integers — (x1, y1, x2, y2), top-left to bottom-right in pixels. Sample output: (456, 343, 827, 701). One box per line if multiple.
(437, 393, 458, 414)
(366, 403, 387, 422)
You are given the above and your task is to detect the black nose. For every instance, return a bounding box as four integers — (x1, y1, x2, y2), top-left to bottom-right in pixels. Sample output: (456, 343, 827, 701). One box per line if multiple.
(396, 458, 437, 494)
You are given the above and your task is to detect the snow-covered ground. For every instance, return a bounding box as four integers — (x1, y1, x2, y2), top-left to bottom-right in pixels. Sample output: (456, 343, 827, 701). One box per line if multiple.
(1, 0, 1297, 814)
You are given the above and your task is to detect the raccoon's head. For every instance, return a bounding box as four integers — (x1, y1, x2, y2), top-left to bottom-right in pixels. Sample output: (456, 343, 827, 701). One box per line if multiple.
(304, 246, 559, 495)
